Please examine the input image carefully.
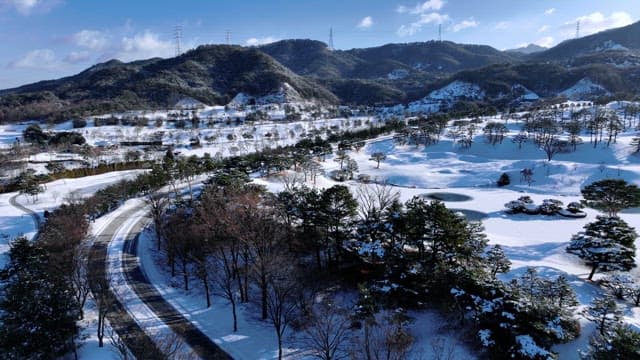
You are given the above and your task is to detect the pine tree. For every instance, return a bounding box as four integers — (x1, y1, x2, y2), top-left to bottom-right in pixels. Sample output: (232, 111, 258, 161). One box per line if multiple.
(585, 325, 640, 360)
(486, 245, 511, 279)
(566, 216, 637, 280)
(552, 275, 578, 309)
(584, 296, 623, 336)
(320, 185, 358, 263)
(581, 179, 640, 216)
(0, 237, 79, 358)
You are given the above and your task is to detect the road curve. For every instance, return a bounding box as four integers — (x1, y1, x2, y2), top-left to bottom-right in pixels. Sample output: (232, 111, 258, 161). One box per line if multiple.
(121, 211, 232, 360)
(88, 202, 166, 358)
(9, 194, 42, 238)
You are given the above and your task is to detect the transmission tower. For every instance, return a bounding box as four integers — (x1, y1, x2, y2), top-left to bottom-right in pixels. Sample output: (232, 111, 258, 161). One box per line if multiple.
(329, 27, 334, 50)
(576, 20, 580, 38)
(438, 23, 442, 41)
(174, 25, 183, 56)
(225, 30, 231, 45)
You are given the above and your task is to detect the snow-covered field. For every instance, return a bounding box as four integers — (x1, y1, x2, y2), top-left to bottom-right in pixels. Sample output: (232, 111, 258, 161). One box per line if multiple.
(2, 101, 640, 358)
(251, 112, 640, 358)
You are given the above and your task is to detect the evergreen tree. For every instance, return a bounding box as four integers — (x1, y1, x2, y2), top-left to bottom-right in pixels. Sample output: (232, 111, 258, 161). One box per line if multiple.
(320, 185, 358, 263)
(567, 216, 637, 280)
(585, 325, 640, 360)
(486, 244, 511, 279)
(0, 237, 79, 358)
(584, 295, 623, 336)
(581, 179, 640, 216)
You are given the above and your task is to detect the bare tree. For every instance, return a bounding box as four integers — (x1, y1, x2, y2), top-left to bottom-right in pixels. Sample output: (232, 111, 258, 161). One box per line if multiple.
(71, 245, 91, 320)
(356, 183, 400, 242)
(301, 303, 351, 360)
(147, 192, 169, 251)
(109, 328, 130, 360)
(213, 246, 239, 331)
(266, 261, 300, 360)
(95, 278, 112, 348)
(350, 312, 414, 360)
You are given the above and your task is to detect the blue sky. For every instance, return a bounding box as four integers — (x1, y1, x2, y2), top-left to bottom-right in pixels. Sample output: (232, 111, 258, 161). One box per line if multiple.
(1, 0, 639, 89)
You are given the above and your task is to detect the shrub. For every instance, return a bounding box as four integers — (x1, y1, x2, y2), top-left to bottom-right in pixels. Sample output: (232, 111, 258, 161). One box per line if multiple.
(497, 172, 510, 187)
(72, 119, 87, 128)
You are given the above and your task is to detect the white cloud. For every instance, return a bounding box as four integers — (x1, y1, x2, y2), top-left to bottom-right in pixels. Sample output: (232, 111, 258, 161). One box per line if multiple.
(1, 0, 59, 15)
(72, 30, 109, 50)
(397, 0, 445, 14)
(397, 12, 449, 37)
(561, 11, 632, 37)
(357, 16, 374, 29)
(117, 31, 174, 61)
(245, 36, 278, 46)
(451, 19, 478, 32)
(538, 25, 549, 33)
(535, 36, 554, 48)
(494, 21, 509, 30)
(544, 8, 555, 15)
(64, 51, 91, 64)
(8, 48, 58, 68)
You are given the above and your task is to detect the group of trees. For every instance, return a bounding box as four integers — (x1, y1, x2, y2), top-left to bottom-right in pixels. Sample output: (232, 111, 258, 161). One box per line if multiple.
(23, 124, 86, 148)
(563, 179, 640, 358)
(148, 169, 584, 359)
(567, 179, 640, 280)
(0, 201, 89, 357)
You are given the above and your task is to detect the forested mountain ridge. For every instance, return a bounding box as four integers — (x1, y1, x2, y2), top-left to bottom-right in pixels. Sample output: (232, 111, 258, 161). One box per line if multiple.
(2, 21, 640, 122)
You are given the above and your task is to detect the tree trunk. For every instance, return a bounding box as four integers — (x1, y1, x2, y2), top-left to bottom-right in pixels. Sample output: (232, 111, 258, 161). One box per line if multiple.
(203, 275, 211, 308)
(261, 275, 268, 320)
(231, 298, 238, 332)
(588, 264, 598, 281)
(277, 333, 283, 360)
(182, 260, 189, 291)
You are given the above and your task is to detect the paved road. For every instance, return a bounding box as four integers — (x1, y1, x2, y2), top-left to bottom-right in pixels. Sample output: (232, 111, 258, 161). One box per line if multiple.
(88, 203, 166, 359)
(9, 193, 42, 238)
(89, 200, 232, 360)
(122, 212, 232, 360)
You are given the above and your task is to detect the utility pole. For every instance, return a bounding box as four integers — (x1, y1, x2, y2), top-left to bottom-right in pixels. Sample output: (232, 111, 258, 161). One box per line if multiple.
(329, 27, 334, 50)
(174, 25, 182, 56)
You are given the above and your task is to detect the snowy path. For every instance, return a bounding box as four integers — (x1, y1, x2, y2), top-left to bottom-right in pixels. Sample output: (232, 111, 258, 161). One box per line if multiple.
(8, 193, 41, 238)
(88, 202, 165, 359)
(114, 206, 231, 359)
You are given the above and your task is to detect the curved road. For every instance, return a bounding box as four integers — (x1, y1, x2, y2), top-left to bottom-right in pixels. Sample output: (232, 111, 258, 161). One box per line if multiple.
(90, 200, 232, 360)
(88, 203, 166, 359)
(9, 193, 42, 238)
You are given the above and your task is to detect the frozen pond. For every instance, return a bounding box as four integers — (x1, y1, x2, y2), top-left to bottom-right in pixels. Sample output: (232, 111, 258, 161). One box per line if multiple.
(422, 192, 473, 202)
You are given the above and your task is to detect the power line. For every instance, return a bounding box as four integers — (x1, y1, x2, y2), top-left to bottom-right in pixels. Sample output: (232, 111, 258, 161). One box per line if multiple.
(328, 27, 334, 50)
(174, 25, 183, 56)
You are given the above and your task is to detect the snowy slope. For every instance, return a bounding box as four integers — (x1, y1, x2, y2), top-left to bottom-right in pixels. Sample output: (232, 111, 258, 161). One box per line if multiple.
(560, 78, 610, 100)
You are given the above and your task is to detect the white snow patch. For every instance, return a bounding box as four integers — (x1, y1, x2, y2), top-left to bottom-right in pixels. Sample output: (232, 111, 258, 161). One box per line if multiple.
(560, 78, 610, 100)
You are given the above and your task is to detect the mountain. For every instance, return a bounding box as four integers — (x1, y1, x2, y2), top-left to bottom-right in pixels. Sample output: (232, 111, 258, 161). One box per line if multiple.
(0, 45, 337, 122)
(533, 21, 640, 63)
(261, 39, 518, 79)
(258, 39, 519, 106)
(258, 39, 362, 78)
(3, 22, 640, 122)
(506, 44, 547, 55)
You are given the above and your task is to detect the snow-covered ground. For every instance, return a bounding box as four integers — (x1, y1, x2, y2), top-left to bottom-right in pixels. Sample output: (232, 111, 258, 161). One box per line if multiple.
(2, 102, 640, 358)
(251, 113, 640, 358)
